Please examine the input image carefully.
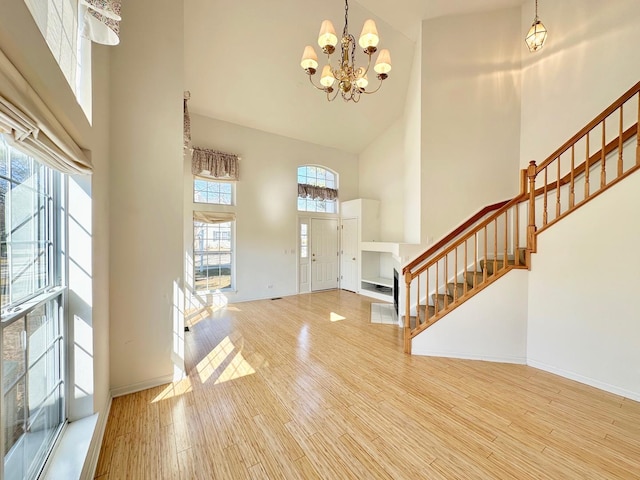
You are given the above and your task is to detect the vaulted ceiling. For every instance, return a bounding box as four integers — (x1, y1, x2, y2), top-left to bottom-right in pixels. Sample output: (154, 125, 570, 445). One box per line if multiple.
(184, 0, 526, 154)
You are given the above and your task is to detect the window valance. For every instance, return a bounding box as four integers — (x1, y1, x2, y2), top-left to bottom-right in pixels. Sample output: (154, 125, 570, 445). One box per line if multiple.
(193, 211, 236, 225)
(192, 147, 239, 180)
(80, 0, 122, 46)
(0, 49, 92, 175)
(298, 183, 338, 201)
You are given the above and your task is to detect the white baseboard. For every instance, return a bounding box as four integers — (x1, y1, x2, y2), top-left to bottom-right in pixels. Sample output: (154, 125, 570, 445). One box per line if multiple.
(414, 350, 526, 365)
(527, 359, 640, 402)
(81, 396, 112, 480)
(110, 373, 173, 398)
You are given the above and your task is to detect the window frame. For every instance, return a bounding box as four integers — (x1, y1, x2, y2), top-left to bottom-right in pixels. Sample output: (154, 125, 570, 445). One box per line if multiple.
(0, 137, 67, 480)
(297, 165, 339, 214)
(192, 219, 235, 292)
(193, 177, 235, 206)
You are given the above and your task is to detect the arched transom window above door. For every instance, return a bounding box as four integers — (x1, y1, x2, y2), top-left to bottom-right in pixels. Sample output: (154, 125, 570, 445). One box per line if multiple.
(297, 165, 338, 213)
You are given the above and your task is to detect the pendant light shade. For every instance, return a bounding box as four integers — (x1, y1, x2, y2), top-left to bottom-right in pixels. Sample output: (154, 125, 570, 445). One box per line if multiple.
(525, 0, 548, 52)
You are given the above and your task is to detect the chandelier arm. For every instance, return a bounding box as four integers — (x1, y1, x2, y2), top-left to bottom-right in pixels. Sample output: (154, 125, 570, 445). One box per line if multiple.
(308, 74, 329, 92)
(361, 78, 386, 95)
(358, 53, 373, 79)
(327, 88, 340, 102)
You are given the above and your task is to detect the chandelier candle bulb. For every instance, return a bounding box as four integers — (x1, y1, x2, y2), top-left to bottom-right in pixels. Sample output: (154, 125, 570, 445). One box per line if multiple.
(320, 65, 336, 87)
(358, 19, 379, 51)
(300, 46, 319, 73)
(355, 74, 368, 89)
(374, 49, 392, 74)
(318, 20, 338, 52)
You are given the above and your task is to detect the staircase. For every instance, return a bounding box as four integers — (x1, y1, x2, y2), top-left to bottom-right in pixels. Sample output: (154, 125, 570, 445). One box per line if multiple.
(402, 80, 640, 354)
(409, 248, 527, 331)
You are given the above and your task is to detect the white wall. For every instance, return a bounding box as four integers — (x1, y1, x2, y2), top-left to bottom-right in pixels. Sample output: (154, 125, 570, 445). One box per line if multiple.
(528, 172, 640, 401)
(421, 8, 522, 241)
(412, 269, 528, 363)
(187, 115, 359, 303)
(358, 118, 404, 242)
(109, 0, 184, 394)
(520, 0, 640, 168)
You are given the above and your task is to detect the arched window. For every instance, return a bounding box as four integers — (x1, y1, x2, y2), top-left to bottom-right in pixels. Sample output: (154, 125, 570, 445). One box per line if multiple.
(297, 165, 338, 213)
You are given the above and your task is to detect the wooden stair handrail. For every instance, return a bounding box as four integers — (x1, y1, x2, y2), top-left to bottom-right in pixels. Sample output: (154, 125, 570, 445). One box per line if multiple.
(535, 80, 640, 174)
(533, 124, 638, 197)
(403, 122, 638, 278)
(402, 199, 509, 274)
(409, 195, 527, 278)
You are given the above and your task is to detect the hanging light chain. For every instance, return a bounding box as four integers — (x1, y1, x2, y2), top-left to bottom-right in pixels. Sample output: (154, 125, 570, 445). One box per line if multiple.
(343, 0, 349, 38)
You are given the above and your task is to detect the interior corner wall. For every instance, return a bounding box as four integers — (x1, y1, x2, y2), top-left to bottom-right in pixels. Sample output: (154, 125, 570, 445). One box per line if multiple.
(520, 0, 640, 169)
(358, 118, 405, 242)
(109, 0, 184, 394)
(527, 172, 640, 401)
(404, 32, 422, 245)
(187, 115, 358, 304)
(87, 45, 110, 419)
(421, 8, 522, 241)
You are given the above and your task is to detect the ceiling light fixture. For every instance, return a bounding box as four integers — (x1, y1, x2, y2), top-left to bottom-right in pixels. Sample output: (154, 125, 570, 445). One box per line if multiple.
(300, 0, 391, 103)
(525, 0, 548, 52)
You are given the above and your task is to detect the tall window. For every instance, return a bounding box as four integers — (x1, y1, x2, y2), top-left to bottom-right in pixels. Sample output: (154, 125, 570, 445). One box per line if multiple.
(193, 220, 233, 291)
(1, 137, 65, 480)
(297, 165, 338, 213)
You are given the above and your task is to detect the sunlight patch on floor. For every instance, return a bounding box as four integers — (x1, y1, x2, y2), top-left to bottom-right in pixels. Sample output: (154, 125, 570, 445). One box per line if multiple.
(197, 336, 235, 383)
(214, 351, 256, 385)
(330, 312, 346, 322)
(194, 335, 259, 385)
(151, 377, 193, 403)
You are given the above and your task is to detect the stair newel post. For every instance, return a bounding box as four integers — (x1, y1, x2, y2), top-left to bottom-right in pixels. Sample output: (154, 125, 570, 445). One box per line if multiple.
(404, 271, 412, 354)
(527, 161, 538, 264)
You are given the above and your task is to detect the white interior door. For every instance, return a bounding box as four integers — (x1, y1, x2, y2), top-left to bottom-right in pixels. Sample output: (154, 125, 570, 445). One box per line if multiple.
(340, 218, 358, 292)
(311, 218, 339, 291)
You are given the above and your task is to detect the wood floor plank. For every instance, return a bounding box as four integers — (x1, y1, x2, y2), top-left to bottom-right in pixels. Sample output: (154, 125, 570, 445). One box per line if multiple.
(96, 290, 640, 479)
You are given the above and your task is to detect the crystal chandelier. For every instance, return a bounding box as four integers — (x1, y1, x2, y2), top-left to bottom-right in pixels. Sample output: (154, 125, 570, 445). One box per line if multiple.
(300, 0, 391, 103)
(525, 0, 548, 52)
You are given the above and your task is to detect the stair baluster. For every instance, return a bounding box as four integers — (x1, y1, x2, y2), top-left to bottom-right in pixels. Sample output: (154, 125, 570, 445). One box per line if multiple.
(618, 109, 624, 177)
(601, 121, 607, 188)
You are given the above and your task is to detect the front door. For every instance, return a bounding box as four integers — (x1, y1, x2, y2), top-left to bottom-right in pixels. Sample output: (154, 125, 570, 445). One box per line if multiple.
(340, 218, 358, 292)
(311, 218, 339, 291)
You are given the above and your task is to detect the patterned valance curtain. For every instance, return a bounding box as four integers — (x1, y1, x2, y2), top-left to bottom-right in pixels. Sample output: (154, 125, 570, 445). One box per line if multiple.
(192, 147, 239, 180)
(298, 184, 338, 201)
(183, 91, 191, 150)
(80, 0, 122, 46)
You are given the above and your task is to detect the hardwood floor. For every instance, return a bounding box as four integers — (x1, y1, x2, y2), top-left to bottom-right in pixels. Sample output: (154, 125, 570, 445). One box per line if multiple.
(95, 290, 640, 479)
